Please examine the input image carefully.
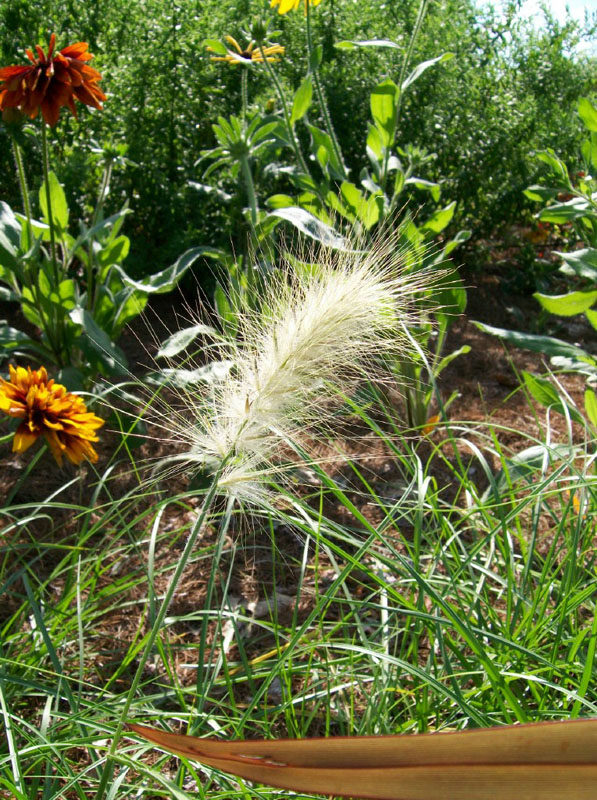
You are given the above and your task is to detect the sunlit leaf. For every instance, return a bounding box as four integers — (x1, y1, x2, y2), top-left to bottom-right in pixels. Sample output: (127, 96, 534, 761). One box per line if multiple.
(128, 719, 597, 800)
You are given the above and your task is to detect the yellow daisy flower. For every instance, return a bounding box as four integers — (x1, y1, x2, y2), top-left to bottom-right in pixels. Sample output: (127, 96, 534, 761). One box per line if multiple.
(270, 0, 323, 14)
(0, 364, 104, 466)
(207, 36, 285, 65)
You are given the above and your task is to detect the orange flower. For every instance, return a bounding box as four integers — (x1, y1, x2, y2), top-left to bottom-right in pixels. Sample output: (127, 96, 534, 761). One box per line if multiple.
(0, 33, 105, 126)
(0, 365, 104, 466)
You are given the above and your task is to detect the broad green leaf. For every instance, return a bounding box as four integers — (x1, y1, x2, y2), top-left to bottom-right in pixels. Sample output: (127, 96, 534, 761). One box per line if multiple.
(578, 97, 597, 132)
(537, 198, 591, 224)
(586, 308, 597, 331)
(405, 177, 441, 202)
(557, 248, 597, 280)
(523, 185, 559, 203)
(266, 194, 295, 209)
(401, 52, 454, 91)
(99, 234, 130, 269)
(203, 38, 228, 55)
(335, 39, 401, 50)
(69, 306, 128, 375)
(0, 201, 21, 272)
(581, 133, 597, 172)
(442, 228, 472, 257)
(585, 389, 597, 427)
(533, 290, 597, 317)
(268, 207, 348, 249)
(39, 171, 69, 234)
(157, 323, 221, 359)
(290, 76, 313, 126)
(117, 247, 223, 294)
(473, 321, 593, 361)
(309, 43, 322, 70)
(535, 149, 569, 182)
(370, 79, 399, 148)
(307, 124, 343, 177)
(522, 371, 585, 425)
(0, 322, 45, 355)
(111, 290, 148, 336)
(421, 201, 456, 234)
(366, 124, 384, 166)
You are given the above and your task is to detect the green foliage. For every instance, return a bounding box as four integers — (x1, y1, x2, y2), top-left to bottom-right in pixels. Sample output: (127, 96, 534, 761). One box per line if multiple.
(477, 97, 597, 426)
(0, 137, 205, 385)
(1, 0, 595, 274)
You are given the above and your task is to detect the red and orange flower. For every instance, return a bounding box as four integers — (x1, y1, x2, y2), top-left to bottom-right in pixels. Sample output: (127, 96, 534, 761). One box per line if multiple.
(0, 33, 105, 126)
(0, 365, 104, 466)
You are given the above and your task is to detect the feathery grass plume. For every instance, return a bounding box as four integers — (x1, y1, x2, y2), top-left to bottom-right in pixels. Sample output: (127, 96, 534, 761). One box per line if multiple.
(170, 236, 434, 503)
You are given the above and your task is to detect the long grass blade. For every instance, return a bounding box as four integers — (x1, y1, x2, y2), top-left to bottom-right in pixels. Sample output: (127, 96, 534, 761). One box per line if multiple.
(127, 718, 597, 800)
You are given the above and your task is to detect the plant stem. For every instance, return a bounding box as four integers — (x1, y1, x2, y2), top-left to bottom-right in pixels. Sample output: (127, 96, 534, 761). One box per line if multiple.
(87, 156, 114, 312)
(239, 152, 258, 228)
(258, 44, 311, 178)
(11, 138, 33, 247)
(93, 469, 226, 800)
(241, 66, 249, 133)
(40, 122, 59, 287)
(305, 1, 347, 179)
(382, 0, 429, 188)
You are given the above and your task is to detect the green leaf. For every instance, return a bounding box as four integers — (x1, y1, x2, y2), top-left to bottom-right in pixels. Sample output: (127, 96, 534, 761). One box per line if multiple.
(203, 38, 228, 55)
(0, 202, 21, 272)
(538, 199, 590, 224)
(98, 234, 130, 270)
(535, 150, 569, 182)
(586, 308, 597, 331)
(370, 79, 399, 148)
(585, 389, 597, 427)
(421, 201, 456, 234)
(268, 207, 348, 249)
(435, 344, 471, 376)
(488, 443, 573, 499)
(472, 321, 593, 361)
(401, 52, 454, 91)
(111, 290, 148, 336)
(578, 97, 597, 132)
(523, 185, 559, 203)
(39, 171, 69, 234)
(556, 248, 597, 281)
(266, 194, 295, 209)
(157, 323, 221, 359)
(290, 76, 313, 126)
(533, 290, 597, 317)
(335, 39, 401, 50)
(581, 133, 597, 172)
(307, 124, 343, 177)
(405, 177, 441, 202)
(366, 124, 384, 165)
(309, 43, 322, 70)
(69, 306, 128, 375)
(116, 247, 223, 294)
(522, 371, 585, 425)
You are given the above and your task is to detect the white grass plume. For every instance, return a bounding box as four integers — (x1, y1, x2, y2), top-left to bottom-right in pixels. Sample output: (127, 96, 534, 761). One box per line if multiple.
(169, 240, 431, 503)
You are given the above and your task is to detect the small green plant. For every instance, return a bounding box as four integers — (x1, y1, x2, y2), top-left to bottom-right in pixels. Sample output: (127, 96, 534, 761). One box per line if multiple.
(0, 35, 210, 387)
(475, 97, 597, 429)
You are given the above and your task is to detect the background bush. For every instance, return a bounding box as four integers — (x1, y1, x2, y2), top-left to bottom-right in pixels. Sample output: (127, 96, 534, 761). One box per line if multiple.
(1, 0, 596, 277)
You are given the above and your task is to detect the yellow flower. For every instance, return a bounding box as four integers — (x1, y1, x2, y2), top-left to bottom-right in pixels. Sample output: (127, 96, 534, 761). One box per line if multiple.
(270, 0, 322, 14)
(207, 36, 285, 65)
(0, 365, 104, 466)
